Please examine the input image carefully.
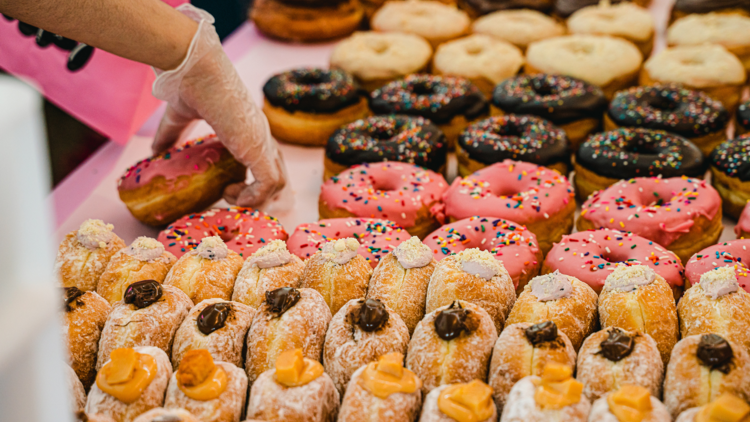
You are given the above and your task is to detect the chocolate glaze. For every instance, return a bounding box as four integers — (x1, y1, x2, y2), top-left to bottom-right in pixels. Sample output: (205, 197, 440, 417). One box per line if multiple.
(265, 287, 301, 317)
(435, 301, 476, 341)
(577, 128, 706, 181)
(555, 0, 628, 17)
(524, 321, 558, 345)
(458, 0, 552, 15)
(493, 74, 607, 125)
(598, 328, 635, 362)
(370, 75, 489, 125)
(710, 135, 750, 182)
(608, 85, 728, 138)
(63, 287, 86, 312)
(673, 0, 750, 14)
(349, 299, 389, 332)
(697, 334, 734, 374)
(123, 280, 163, 309)
(326, 115, 447, 172)
(197, 302, 232, 335)
(458, 115, 569, 167)
(263, 68, 364, 114)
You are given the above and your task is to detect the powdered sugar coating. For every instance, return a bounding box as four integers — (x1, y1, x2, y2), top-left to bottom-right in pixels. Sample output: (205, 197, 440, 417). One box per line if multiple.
(588, 393, 671, 422)
(66, 363, 87, 412)
(500, 376, 591, 422)
(338, 364, 422, 422)
(246, 367, 339, 422)
(232, 244, 304, 309)
(131, 408, 199, 422)
(576, 328, 664, 402)
(419, 384, 497, 422)
(163, 244, 243, 303)
(86, 346, 172, 422)
(406, 301, 498, 394)
(56, 225, 126, 292)
(62, 290, 112, 389)
(164, 361, 247, 422)
(171, 299, 255, 369)
(96, 285, 192, 371)
(323, 299, 410, 394)
(300, 246, 372, 315)
(96, 242, 176, 305)
(245, 288, 332, 385)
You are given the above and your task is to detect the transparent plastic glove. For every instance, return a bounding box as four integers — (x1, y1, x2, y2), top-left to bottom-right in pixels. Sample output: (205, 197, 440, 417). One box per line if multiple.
(151, 4, 288, 210)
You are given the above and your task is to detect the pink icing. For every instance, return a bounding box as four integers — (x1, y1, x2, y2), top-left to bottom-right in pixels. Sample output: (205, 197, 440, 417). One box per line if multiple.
(319, 162, 448, 228)
(544, 228, 684, 293)
(736, 202, 750, 238)
(118, 134, 230, 191)
(685, 239, 750, 293)
(580, 177, 721, 247)
(157, 207, 288, 258)
(422, 216, 540, 289)
(287, 218, 409, 268)
(436, 160, 574, 225)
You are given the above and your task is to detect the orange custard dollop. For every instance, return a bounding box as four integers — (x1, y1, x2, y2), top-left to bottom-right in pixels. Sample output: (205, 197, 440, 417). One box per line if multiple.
(176, 349, 227, 401)
(533, 362, 583, 410)
(275, 348, 325, 388)
(360, 352, 421, 399)
(696, 393, 750, 422)
(96, 348, 158, 404)
(438, 380, 495, 422)
(607, 385, 653, 422)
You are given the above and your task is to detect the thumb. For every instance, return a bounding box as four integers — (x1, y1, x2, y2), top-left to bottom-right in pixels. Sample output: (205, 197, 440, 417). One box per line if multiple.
(152, 105, 194, 154)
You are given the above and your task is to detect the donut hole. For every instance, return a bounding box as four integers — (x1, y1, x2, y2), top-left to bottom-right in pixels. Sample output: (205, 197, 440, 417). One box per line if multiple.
(293, 73, 328, 86)
(465, 45, 484, 56)
(369, 178, 400, 193)
(367, 124, 398, 140)
(496, 123, 524, 138)
(564, 42, 594, 55)
(680, 57, 705, 66)
(411, 81, 437, 96)
(644, 94, 679, 112)
(218, 230, 238, 243)
(368, 40, 390, 54)
(530, 79, 558, 97)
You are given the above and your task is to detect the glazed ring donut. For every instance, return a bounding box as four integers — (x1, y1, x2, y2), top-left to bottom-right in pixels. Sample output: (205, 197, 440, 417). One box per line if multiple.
(567, 2, 655, 57)
(578, 176, 723, 263)
(685, 239, 750, 292)
(329, 31, 433, 92)
(262, 68, 369, 147)
(671, 0, 750, 21)
(471, 9, 564, 51)
(459, 0, 553, 18)
(542, 228, 685, 295)
(667, 13, 750, 74)
(422, 216, 543, 293)
(369, 74, 489, 147)
(525, 34, 643, 99)
(287, 217, 409, 268)
(575, 128, 705, 201)
(436, 159, 576, 254)
(324, 115, 448, 180)
(319, 162, 448, 238)
(642, 44, 746, 112)
(491, 74, 607, 150)
(606, 85, 729, 156)
(250, 0, 364, 43)
(456, 115, 569, 177)
(554, 0, 650, 18)
(709, 135, 750, 218)
(157, 207, 288, 259)
(370, 0, 470, 48)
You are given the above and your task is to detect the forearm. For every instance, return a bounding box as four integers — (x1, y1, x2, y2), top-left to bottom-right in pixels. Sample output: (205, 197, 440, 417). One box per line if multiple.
(0, 0, 198, 70)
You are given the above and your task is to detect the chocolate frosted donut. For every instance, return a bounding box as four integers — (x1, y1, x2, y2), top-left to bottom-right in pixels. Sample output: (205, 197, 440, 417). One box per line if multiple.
(574, 128, 705, 200)
(738, 100, 750, 136)
(709, 135, 750, 217)
(493, 74, 608, 126)
(458, 0, 553, 17)
(324, 115, 447, 179)
(456, 115, 569, 176)
(672, 0, 750, 17)
(263, 68, 363, 113)
(606, 85, 729, 155)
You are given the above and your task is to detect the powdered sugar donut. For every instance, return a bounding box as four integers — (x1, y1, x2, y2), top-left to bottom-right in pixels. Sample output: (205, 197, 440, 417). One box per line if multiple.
(157, 207, 287, 259)
(542, 228, 684, 294)
(436, 159, 576, 254)
(288, 218, 409, 268)
(577, 176, 723, 263)
(319, 162, 448, 238)
(685, 239, 750, 292)
(423, 216, 543, 293)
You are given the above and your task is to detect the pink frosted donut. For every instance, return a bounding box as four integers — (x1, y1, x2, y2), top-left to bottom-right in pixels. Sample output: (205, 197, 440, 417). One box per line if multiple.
(578, 177, 722, 263)
(685, 240, 750, 292)
(318, 162, 448, 238)
(288, 218, 409, 268)
(737, 202, 750, 239)
(422, 216, 543, 291)
(543, 228, 684, 294)
(434, 159, 575, 253)
(157, 207, 287, 258)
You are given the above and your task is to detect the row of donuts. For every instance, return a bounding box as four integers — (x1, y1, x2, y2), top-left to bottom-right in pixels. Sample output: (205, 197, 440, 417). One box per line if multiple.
(63, 221, 750, 421)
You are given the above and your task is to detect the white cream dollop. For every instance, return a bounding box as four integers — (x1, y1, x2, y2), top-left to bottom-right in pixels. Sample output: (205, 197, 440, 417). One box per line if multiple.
(393, 236, 433, 269)
(321, 238, 360, 265)
(123, 237, 164, 261)
(699, 266, 739, 300)
(604, 264, 656, 293)
(530, 270, 573, 301)
(247, 239, 293, 269)
(458, 248, 503, 281)
(195, 236, 228, 260)
(76, 219, 115, 250)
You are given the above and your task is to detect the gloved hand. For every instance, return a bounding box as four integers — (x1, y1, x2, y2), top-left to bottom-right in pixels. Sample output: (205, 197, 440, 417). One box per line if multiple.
(151, 4, 287, 209)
